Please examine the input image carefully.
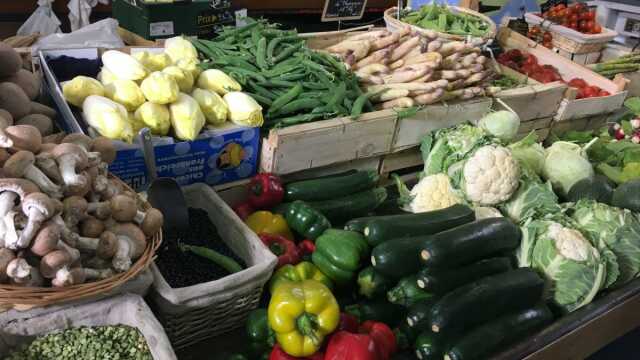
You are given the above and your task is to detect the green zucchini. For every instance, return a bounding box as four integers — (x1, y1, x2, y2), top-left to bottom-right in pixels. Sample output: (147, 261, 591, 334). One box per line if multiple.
(345, 300, 405, 327)
(371, 237, 424, 279)
(364, 204, 475, 247)
(394, 323, 418, 350)
(567, 175, 615, 204)
(388, 275, 434, 307)
(357, 266, 394, 299)
(344, 216, 378, 233)
(612, 179, 640, 212)
(406, 298, 438, 332)
(415, 332, 443, 360)
(420, 218, 521, 268)
(430, 269, 545, 337)
(307, 187, 387, 222)
(445, 304, 553, 360)
(284, 170, 379, 202)
(416, 257, 513, 294)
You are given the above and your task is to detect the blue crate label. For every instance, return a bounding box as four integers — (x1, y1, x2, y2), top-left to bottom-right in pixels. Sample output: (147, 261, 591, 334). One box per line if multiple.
(109, 126, 259, 191)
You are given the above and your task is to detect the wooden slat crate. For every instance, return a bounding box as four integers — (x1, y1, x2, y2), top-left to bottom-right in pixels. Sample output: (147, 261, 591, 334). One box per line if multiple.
(497, 28, 627, 122)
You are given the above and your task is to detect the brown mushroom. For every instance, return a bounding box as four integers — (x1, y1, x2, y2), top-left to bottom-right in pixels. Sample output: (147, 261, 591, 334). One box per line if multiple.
(91, 137, 117, 165)
(0, 248, 15, 283)
(0, 109, 13, 125)
(3, 151, 62, 198)
(62, 133, 101, 166)
(2, 210, 19, 249)
(51, 266, 114, 287)
(4, 125, 42, 153)
(80, 216, 105, 238)
(84, 256, 111, 269)
(39, 249, 76, 279)
(0, 149, 10, 167)
(52, 214, 79, 245)
(42, 132, 65, 144)
(30, 221, 80, 259)
(111, 223, 146, 272)
(14, 192, 56, 249)
(76, 231, 118, 260)
(62, 196, 88, 228)
(95, 178, 122, 200)
(6, 257, 33, 283)
(110, 195, 137, 222)
(0, 178, 39, 220)
(63, 170, 91, 198)
(87, 200, 111, 220)
(134, 208, 164, 237)
(52, 143, 88, 187)
(16, 114, 53, 136)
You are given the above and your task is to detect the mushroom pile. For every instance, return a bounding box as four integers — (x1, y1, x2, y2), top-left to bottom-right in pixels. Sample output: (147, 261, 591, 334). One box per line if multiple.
(0, 129, 163, 288)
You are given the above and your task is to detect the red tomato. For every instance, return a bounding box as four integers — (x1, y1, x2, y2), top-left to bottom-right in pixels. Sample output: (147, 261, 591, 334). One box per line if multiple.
(593, 24, 602, 33)
(505, 49, 523, 62)
(570, 20, 579, 30)
(589, 85, 601, 93)
(543, 32, 553, 41)
(569, 13, 578, 22)
(523, 54, 538, 66)
(574, 3, 585, 12)
(586, 10, 596, 21)
(583, 86, 598, 98)
(599, 90, 611, 97)
(568, 78, 587, 88)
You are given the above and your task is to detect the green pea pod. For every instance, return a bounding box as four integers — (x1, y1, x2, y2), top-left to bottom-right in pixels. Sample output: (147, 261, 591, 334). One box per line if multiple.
(179, 244, 243, 274)
(269, 84, 303, 114)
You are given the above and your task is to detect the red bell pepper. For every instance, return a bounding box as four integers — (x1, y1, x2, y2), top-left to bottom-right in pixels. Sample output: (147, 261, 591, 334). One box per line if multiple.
(338, 312, 360, 333)
(359, 321, 396, 360)
(259, 234, 300, 268)
(297, 239, 316, 261)
(248, 173, 284, 209)
(325, 331, 379, 360)
(269, 344, 323, 360)
(233, 202, 255, 221)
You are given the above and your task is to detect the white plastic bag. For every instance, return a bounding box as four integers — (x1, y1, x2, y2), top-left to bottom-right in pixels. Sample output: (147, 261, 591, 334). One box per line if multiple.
(34, 18, 125, 52)
(17, 0, 61, 36)
(68, 0, 109, 32)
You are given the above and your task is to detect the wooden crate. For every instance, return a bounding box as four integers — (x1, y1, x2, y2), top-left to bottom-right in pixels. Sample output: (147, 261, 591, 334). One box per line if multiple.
(497, 28, 627, 122)
(493, 64, 567, 122)
(554, 48, 602, 65)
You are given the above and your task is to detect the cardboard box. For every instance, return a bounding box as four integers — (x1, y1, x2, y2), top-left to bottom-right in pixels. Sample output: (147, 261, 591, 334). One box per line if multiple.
(113, 0, 234, 40)
(39, 47, 259, 191)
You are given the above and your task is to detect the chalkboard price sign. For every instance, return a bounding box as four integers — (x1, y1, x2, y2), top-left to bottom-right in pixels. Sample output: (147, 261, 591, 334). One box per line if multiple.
(322, 0, 368, 22)
(540, 0, 568, 13)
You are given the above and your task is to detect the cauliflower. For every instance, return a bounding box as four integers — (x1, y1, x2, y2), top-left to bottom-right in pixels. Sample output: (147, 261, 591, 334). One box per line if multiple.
(474, 207, 503, 219)
(140, 72, 179, 104)
(463, 145, 520, 206)
(547, 222, 590, 261)
(400, 173, 462, 213)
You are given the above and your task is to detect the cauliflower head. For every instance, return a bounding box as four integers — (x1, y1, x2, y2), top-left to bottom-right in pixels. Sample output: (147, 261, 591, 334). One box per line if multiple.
(547, 222, 591, 261)
(407, 173, 462, 213)
(463, 145, 520, 206)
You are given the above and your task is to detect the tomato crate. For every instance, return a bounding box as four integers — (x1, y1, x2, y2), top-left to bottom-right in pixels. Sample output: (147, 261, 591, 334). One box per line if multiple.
(497, 28, 627, 123)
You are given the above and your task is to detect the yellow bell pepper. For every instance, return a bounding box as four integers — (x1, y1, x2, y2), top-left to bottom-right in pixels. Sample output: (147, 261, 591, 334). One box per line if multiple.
(245, 211, 294, 240)
(269, 261, 334, 294)
(268, 280, 340, 357)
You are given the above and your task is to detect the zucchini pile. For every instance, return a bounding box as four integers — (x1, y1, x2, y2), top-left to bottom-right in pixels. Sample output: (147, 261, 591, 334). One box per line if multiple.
(349, 207, 554, 360)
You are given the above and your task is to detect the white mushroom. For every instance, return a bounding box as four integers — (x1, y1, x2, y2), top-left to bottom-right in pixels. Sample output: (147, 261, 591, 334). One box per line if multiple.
(35, 151, 64, 185)
(52, 143, 88, 187)
(61, 134, 101, 167)
(40, 249, 79, 279)
(6, 257, 33, 283)
(111, 223, 146, 272)
(30, 221, 80, 260)
(51, 266, 114, 287)
(3, 211, 20, 250)
(14, 192, 56, 249)
(3, 151, 62, 198)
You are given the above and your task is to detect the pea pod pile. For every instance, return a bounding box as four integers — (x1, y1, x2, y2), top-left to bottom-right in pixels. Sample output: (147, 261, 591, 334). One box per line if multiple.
(191, 19, 368, 128)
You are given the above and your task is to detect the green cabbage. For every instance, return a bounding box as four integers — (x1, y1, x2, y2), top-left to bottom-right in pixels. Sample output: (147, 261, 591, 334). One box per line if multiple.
(542, 141, 595, 196)
(526, 219, 605, 313)
(570, 199, 640, 287)
(477, 110, 520, 142)
(501, 178, 561, 224)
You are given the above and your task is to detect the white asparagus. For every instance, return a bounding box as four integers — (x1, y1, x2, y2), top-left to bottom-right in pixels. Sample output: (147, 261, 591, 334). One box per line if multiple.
(462, 53, 478, 67)
(354, 48, 392, 69)
(383, 67, 431, 84)
(389, 59, 405, 70)
(439, 41, 469, 57)
(372, 89, 410, 102)
(403, 52, 442, 67)
(427, 40, 442, 52)
(367, 79, 449, 92)
(359, 74, 385, 85)
(414, 88, 445, 105)
(443, 53, 462, 69)
(390, 36, 421, 62)
(379, 97, 415, 109)
(464, 71, 492, 85)
(475, 55, 488, 65)
(414, 73, 433, 83)
(446, 79, 465, 91)
(326, 40, 372, 61)
(356, 63, 390, 76)
(371, 32, 402, 51)
(346, 30, 389, 41)
(438, 69, 471, 80)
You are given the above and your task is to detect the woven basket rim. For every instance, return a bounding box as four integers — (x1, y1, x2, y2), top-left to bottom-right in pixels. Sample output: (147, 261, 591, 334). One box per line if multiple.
(384, 6, 497, 41)
(0, 175, 161, 307)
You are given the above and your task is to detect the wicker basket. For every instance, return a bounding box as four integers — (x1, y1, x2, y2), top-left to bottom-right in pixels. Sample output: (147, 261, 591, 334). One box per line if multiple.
(525, 13, 617, 54)
(148, 183, 277, 349)
(384, 6, 497, 42)
(0, 176, 161, 310)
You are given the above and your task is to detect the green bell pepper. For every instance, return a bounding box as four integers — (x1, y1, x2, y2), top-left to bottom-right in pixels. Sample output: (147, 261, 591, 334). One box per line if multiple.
(246, 308, 275, 359)
(285, 200, 331, 240)
(311, 229, 369, 285)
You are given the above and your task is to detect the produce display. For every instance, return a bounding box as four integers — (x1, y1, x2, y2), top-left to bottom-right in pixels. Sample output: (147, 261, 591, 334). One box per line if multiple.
(526, 25, 553, 49)
(540, 2, 602, 34)
(190, 19, 365, 128)
(401, 3, 491, 37)
(5, 325, 153, 360)
(62, 36, 264, 142)
(324, 29, 493, 108)
(589, 52, 640, 79)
